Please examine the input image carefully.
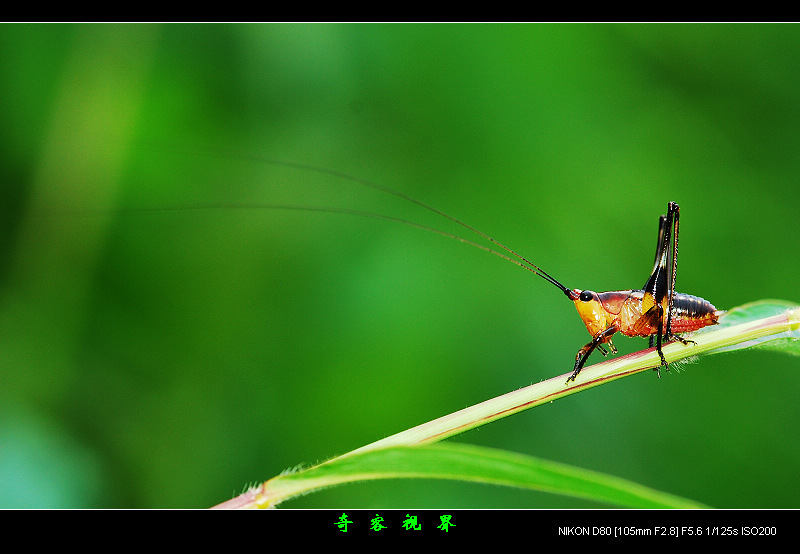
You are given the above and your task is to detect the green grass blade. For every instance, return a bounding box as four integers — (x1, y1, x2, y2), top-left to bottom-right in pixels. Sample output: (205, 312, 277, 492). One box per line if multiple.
(217, 443, 708, 509)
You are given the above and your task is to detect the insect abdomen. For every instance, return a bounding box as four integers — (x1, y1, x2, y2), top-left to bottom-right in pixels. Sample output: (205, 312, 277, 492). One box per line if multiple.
(669, 293, 720, 333)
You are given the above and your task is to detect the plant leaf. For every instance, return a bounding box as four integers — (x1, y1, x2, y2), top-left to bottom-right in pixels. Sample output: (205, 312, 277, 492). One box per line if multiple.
(704, 300, 800, 356)
(217, 443, 708, 509)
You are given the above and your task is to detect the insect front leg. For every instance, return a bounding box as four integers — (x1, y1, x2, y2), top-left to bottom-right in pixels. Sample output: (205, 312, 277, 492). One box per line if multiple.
(567, 325, 618, 384)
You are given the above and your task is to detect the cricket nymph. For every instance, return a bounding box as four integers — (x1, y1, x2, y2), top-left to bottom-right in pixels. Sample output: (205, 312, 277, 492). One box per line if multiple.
(570, 289, 720, 339)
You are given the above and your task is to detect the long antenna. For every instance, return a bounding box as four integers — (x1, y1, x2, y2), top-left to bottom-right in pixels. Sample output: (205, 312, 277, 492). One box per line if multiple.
(232, 157, 575, 298)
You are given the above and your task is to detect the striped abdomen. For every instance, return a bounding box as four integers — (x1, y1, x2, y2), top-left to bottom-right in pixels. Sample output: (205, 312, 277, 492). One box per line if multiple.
(668, 292, 721, 333)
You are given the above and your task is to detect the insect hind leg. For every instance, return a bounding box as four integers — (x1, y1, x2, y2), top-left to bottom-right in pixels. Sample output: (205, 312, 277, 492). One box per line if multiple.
(653, 328, 696, 378)
(654, 315, 668, 377)
(668, 333, 695, 346)
(645, 202, 683, 378)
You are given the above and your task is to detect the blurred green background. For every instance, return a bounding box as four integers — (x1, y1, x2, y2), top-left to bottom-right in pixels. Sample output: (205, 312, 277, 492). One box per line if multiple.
(0, 23, 798, 508)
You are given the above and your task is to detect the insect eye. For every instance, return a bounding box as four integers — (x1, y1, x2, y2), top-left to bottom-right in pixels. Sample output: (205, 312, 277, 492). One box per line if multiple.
(579, 291, 594, 302)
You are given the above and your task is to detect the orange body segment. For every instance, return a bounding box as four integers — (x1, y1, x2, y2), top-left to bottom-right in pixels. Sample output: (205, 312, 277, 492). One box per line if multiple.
(572, 289, 720, 341)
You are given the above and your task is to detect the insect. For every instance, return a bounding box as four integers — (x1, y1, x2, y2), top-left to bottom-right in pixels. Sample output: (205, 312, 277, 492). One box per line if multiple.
(241, 162, 720, 385)
(109, 158, 721, 384)
(560, 202, 721, 383)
